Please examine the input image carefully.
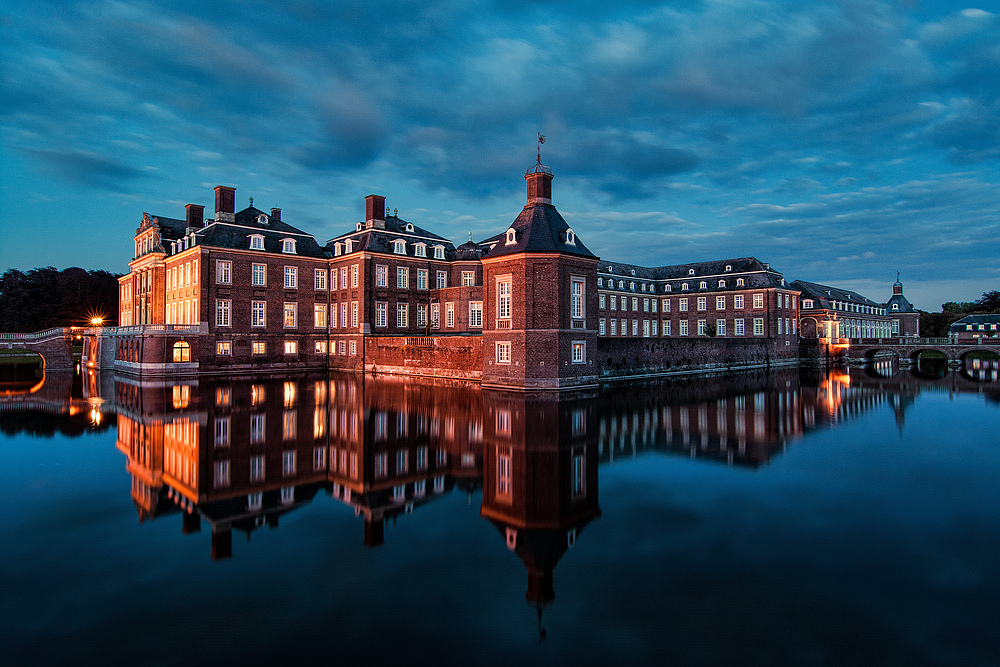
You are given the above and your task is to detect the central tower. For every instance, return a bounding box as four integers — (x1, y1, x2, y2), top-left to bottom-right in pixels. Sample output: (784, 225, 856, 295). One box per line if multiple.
(480, 156, 599, 390)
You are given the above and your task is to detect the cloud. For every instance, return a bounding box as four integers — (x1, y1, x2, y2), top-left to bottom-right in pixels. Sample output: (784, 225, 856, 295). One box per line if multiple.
(21, 148, 144, 190)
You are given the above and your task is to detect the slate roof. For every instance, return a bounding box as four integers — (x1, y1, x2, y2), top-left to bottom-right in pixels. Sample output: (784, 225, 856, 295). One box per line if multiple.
(791, 280, 884, 310)
(324, 214, 457, 258)
(886, 282, 918, 313)
(596, 257, 789, 293)
(949, 313, 1000, 332)
(193, 207, 328, 258)
(480, 203, 597, 260)
(147, 215, 188, 243)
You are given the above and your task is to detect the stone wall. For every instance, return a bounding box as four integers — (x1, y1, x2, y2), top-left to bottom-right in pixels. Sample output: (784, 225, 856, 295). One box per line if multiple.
(596, 336, 798, 379)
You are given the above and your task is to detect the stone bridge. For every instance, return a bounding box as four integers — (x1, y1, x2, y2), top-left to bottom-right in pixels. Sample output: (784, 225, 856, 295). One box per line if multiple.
(0, 327, 79, 370)
(847, 337, 1000, 366)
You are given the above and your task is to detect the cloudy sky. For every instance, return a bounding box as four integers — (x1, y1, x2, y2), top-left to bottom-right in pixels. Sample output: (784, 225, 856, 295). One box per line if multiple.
(2, 0, 998, 310)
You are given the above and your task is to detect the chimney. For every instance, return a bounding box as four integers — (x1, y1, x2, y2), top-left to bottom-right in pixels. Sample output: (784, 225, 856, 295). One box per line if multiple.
(525, 166, 553, 205)
(366, 194, 386, 229)
(214, 185, 236, 222)
(185, 204, 204, 233)
(270, 208, 281, 222)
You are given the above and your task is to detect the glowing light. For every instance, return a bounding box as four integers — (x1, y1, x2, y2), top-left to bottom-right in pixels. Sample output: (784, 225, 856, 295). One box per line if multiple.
(90, 317, 104, 326)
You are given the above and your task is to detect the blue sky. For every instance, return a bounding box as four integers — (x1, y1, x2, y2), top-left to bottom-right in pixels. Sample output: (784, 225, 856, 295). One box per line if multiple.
(1, 0, 997, 310)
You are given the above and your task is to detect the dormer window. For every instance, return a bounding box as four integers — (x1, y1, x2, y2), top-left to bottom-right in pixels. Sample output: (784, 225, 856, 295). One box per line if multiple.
(505, 228, 517, 246)
(393, 239, 406, 255)
(333, 242, 343, 256)
(281, 238, 296, 254)
(630, 270, 636, 276)
(630, 281, 635, 290)
(803, 299, 814, 309)
(434, 245, 445, 259)
(249, 234, 265, 250)
(736, 278, 745, 287)
(641, 284, 646, 292)
(699, 281, 707, 289)
(565, 229, 576, 246)
(619, 280, 625, 289)
(688, 269, 695, 276)
(257, 213, 269, 225)
(665, 285, 672, 292)
(345, 239, 354, 253)
(405, 223, 414, 232)
(725, 265, 732, 272)
(718, 280, 726, 288)
(597, 278, 603, 287)
(607, 266, 614, 273)
(892, 304, 899, 311)
(414, 243, 426, 258)
(682, 282, 689, 291)
(356, 222, 363, 231)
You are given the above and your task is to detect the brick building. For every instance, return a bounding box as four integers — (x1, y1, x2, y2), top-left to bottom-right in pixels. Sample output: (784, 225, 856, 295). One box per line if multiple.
(116, 160, 804, 386)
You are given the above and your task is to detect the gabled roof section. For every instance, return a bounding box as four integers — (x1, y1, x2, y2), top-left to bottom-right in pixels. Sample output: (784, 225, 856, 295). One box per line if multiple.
(481, 204, 597, 259)
(886, 293, 917, 313)
(232, 206, 311, 236)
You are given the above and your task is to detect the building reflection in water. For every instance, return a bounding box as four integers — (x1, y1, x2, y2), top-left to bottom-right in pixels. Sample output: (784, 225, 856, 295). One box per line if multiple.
(107, 361, 998, 616)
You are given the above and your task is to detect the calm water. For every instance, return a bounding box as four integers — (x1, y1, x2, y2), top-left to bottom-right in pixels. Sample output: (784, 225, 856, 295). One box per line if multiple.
(1, 361, 998, 666)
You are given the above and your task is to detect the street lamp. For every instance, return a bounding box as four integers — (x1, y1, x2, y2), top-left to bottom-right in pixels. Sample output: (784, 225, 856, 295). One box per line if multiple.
(90, 317, 104, 326)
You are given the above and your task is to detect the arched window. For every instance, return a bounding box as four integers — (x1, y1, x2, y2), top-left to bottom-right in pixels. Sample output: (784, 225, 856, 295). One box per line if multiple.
(172, 341, 191, 363)
(699, 281, 707, 289)
(393, 239, 406, 254)
(505, 229, 517, 245)
(736, 278, 745, 287)
(688, 269, 695, 276)
(718, 280, 726, 288)
(281, 238, 296, 254)
(681, 282, 688, 291)
(597, 277, 603, 287)
(565, 229, 576, 245)
(434, 245, 445, 259)
(665, 284, 672, 292)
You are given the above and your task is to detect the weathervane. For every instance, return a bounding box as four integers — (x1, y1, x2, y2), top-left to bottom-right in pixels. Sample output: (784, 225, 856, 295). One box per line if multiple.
(536, 132, 546, 165)
(249, 196, 254, 206)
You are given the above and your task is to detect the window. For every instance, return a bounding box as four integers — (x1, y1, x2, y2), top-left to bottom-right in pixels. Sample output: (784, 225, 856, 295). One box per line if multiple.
(375, 452, 387, 478)
(375, 302, 388, 327)
(662, 299, 670, 312)
(216, 341, 231, 356)
(599, 318, 606, 335)
(735, 294, 745, 309)
(566, 229, 576, 245)
(314, 269, 327, 290)
(445, 302, 455, 327)
(663, 320, 671, 336)
(283, 450, 297, 476)
(351, 302, 358, 328)
(735, 318, 745, 336)
(340, 303, 347, 328)
(417, 304, 428, 327)
(283, 303, 297, 328)
(434, 245, 445, 260)
(716, 296, 725, 310)
(393, 239, 406, 254)
(330, 269, 338, 291)
(397, 303, 409, 328)
(599, 293, 606, 309)
(249, 454, 265, 481)
(698, 319, 707, 335)
(697, 297, 707, 311)
(610, 319, 617, 336)
(216, 299, 231, 327)
(315, 340, 328, 354)
(375, 265, 388, 287)
(252, 301, 266, 327)
(699, 281, 707, 289)
(753, 293, 764, 308)
(172, 341, 190, 362)
(252, 341, 266, 354)
(632, 297, 638, 311)
(651, 319, 657, 336)
(417, 269, 428, 290)
(496, 342, 511, 363)
(431, 304, 440, 328)
(462, 271, 475, 286)
(252, 263, 266, 286)
(349, 340, 356, 355)
(717, 319, 726, 336)
(572, 341, 586, 363)
(632, 320, 638, 336)
(680, 320, 689, 336)
(736, 278, 745, 287)
(679, 298, 688, 311)
(282, 238, 296, 254)
(644, 298, 650, 312)
(397, 450, 408, 474)
(436, 271, 447, 289)
(497, 278, 512, 322)
(314, 304, 326, 328)
(414, 243, 426, 258)
(682, 282, 688, 290)
(753, 317, 765, 336)
(397, 267, 409, 289)
(217, 260, 231, 284)
(469, 302, 483, 328)
(351, 265, 358, 288)
(213, 460, 230, 488)
(505, 228, 517, 245)
(643, 320, 650, 337)
(338, 341, 346, 355)
(571, 277, 585, 320)
(249, 234, 264, 250)
(284, 340, 298, 354)
(718, 280, 726, 288)
(610, 295, 617, 311)
(340, 267, 347, 289)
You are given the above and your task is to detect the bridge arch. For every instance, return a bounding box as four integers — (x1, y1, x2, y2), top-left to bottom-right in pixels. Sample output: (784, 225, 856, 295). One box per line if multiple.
(0, 329, 76, 371)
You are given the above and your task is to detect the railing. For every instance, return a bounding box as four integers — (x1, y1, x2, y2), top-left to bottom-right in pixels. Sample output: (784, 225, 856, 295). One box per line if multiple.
(496, 319, 511, 329)
(0, 327, 68, 341)
(849, 336, 998, 346)
(405, 337, 435, 346)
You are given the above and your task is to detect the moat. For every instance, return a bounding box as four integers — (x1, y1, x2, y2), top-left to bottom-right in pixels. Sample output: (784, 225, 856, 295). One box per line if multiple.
(1, 361, 997, 665)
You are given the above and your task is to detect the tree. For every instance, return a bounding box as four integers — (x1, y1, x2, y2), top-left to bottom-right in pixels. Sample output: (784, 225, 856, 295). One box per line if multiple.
(973, 290, 1000, 313)
(0, 267, 121, 332)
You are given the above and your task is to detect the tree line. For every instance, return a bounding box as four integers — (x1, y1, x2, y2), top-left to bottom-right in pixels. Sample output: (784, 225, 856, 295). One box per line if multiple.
(920, 290, 1000, 338)
(0, 267, 122, 333)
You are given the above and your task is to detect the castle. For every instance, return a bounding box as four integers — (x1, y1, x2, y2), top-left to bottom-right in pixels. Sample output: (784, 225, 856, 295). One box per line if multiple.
(115, 159, 918, 388)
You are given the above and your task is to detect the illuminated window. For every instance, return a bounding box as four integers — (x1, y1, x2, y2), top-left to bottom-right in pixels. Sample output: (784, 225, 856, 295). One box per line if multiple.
(284, 340, 298, 354)
(252, 341, 265, 354)
(216, 341, 231, 356)
(172, 341, 191, 362)
(572, 341, 586, 363)
(315, 340, 327, 354)
(496, 342, 511, 364)
(314, 304, 326, 328)
(283, 303, 296, 328)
